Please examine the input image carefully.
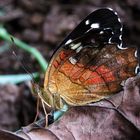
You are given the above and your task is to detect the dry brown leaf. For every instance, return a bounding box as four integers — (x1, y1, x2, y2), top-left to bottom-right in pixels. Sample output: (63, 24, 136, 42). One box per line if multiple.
(13, 76, 140, 140)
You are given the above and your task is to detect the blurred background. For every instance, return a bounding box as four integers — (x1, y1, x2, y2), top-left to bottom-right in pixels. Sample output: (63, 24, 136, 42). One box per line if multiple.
(0, 0, 139, 131)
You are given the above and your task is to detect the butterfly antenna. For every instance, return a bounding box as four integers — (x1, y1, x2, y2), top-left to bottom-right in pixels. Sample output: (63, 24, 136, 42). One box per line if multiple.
(10, 36, 36, 84)
(10, 36, 42, 122)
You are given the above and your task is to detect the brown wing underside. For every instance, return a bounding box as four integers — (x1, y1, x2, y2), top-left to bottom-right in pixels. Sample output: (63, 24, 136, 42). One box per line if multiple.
(44, 44, 138, 106)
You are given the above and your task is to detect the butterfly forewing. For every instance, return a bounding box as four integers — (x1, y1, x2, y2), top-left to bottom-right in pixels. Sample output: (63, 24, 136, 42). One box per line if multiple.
(43, 8, 139, 107)
(58, 8, 122, 48)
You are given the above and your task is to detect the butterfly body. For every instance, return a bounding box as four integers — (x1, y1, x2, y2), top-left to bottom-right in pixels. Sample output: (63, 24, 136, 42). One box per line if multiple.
(39, 8, 139, 109)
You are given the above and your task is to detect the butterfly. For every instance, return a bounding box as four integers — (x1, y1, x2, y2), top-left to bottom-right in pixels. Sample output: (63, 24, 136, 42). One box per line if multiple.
(37, 8, 139, 110)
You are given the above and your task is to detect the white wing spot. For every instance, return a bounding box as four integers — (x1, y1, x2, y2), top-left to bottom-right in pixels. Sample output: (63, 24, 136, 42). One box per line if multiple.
(70, 43, 75, 48)
(120, 28, 123, 32)
(65, 39, 72, 45)
(99, 31, 104, 34)
(135, 65, 140, 74)
(76, 46, 83, 53)
(85, 20, 90, 25)
(91, 23, 100, 29)
(135, 50, 137, 57)
(114, 12, 118, 15)
(119, 35, 122, 40)
(104, 27, 111, 30)
(108, 38, 112, 43)
(71, 42, 81, 50)
(108, 8, 113, 11)
(118, 18, 121, 22)
(117, 44, 127, 50)
(69, 57, 77, 65)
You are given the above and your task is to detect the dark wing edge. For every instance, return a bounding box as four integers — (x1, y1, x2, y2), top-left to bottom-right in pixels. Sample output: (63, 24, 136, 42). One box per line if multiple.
(58, 8, 123, 49)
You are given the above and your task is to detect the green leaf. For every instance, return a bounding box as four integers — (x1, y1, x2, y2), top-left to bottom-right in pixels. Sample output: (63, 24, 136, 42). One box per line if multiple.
(0, 73, 39, 85)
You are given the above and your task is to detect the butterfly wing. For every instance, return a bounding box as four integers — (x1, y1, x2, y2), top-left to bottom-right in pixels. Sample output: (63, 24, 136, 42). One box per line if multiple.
(58, 8, 122, 48)
(43, 8, 139, 106)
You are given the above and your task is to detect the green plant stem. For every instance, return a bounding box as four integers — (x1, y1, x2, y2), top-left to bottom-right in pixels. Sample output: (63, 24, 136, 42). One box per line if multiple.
(0, 27, 48, 72)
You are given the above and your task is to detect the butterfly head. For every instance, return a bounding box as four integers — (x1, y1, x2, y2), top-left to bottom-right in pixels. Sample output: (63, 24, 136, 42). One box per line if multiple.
(32, 82, 64, 110)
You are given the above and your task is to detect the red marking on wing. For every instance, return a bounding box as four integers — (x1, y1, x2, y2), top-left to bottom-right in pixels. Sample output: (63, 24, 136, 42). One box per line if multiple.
(103, 71, 116, 82)
(59, 51, 67, 60)
(80, 65, 115, 85)
(59, 61, 85, 80)
(53, 60, 59, 68)
(96, 65, 110, 73)
(82, 71, 105, 85)
(89, 65, 98, 71)
(70, 65, 84, 80)
(52, 50, 71, 69)
(96, 65, 115, 82)
(80, 69, 92, 82)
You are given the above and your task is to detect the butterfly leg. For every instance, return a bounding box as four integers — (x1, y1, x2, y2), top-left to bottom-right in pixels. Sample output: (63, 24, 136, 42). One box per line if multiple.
(44, 110, 54, 128)
(40, 99, 49, 127)
(33, 96, 40, 122)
